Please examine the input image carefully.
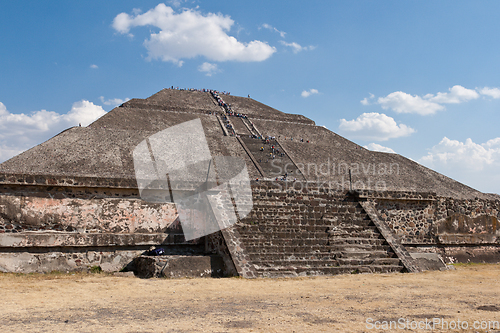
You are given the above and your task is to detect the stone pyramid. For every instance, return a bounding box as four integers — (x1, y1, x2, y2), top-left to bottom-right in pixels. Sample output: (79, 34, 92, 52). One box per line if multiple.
(0, 88, 498, 276)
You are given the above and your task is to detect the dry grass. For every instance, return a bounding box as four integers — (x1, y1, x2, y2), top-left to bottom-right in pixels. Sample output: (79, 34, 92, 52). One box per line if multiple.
(0, 264, 499, 332)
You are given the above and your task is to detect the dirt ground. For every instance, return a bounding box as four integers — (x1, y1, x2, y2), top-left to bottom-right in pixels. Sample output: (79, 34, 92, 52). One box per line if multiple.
(0, 264, 499, 333)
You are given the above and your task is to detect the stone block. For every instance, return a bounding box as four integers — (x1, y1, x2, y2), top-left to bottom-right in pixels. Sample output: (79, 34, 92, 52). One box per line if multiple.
(132, 255, 225, 278)
(409, 253, 447, 271)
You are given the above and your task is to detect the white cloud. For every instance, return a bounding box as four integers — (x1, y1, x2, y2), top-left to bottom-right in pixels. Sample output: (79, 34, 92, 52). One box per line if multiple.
(368, 85, 500, 115)
(301, 89, 319, 98)
(260, 23, 286, 38)
(0, 144, 24, 163)
(478, 87, 500, 99)
(0, 101, 106, 163)
(65, 100, 107, 126)
(99, 96, 130, 107)
(420, 137, 500, 194)
(112, 4, 276, 66)
(364, 143, 396, 154)
(420, 137, 500, 171)
(198, 62, 219, 76)
(425, 85, 479, 104)
(377, 91, 445, 115)
(280, 41, 315, 53)
(131, 8, 142, 15)
(167, 0, 187, 7)
(360, 93, 375, 106)
(338, 112, 416, 141)
(90, 64, 98, 69)
(483, 137, 500, 148)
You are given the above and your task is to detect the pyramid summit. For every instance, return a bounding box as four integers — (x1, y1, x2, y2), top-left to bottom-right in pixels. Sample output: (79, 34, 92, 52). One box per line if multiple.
(0, 88, 498, 276)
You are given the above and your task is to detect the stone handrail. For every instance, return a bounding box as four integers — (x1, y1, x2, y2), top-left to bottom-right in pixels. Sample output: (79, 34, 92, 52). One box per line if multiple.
(359, 201, 421, 273)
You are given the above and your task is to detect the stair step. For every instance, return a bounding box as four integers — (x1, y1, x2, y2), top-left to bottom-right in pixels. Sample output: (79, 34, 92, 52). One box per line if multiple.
(242, 240, 390, 249)
(239, 224, 378, 231)
(230, 189, 409, 277)
(244, 248, 393, 259)
(338, 250, 390, 259)
(372, 257, 402, 265)
(327, 238, 388, 245)
(254, 265, 405, 277)
(239, 136, 303, 179)
(230, 117, 251, 135)
(238, 231, 379, 238)
(253, 257, 401, 267)
(251, 203, 364, 209)
(242, 240, 389, 249)
(240, 235, 386, 246)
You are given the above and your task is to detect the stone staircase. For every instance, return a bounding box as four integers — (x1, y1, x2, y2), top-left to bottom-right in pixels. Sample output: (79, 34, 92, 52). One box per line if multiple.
(231, 117, 252, 136)
(239, 136, 305, 180)
(236, 194, 405, 277)
(241, 117, 260, 137)
(207, 89, 304, 180)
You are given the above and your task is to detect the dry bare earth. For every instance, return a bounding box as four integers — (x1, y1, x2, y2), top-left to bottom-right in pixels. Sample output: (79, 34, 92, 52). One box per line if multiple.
(0, 264, 499, 333)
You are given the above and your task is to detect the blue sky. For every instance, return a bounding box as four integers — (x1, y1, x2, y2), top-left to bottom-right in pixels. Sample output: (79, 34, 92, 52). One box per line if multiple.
(1, 1, 499, 194)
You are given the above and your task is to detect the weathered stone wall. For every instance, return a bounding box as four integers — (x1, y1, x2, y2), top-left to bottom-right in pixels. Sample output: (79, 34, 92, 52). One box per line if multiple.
(0, 247, 146, 273)
(434, 197, 500, 245)
(0, 184, 177, 234)
(358, 191, 500, 248)
(0, 173, 137, 188)
(0, 183, 189, 273)
(1, 180, 499, 274)
(375, 199, 436, 244)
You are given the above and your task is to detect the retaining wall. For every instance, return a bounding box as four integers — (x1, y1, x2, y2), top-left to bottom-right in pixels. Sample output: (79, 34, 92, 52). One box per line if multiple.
(1, 181, 499, 274)
(356, 190, 500, 263)
(0, 183, 194, 273)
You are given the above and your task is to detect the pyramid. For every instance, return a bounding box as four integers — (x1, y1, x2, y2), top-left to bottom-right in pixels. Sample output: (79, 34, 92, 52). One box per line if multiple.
(0, 88, 498, 276)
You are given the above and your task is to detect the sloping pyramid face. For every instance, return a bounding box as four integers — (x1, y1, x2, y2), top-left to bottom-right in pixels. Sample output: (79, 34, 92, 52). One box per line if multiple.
(0, 88, 489, 199)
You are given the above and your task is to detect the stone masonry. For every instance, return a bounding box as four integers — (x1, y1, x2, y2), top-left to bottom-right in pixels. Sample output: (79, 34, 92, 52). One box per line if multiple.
(0, 88, 499, 276)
